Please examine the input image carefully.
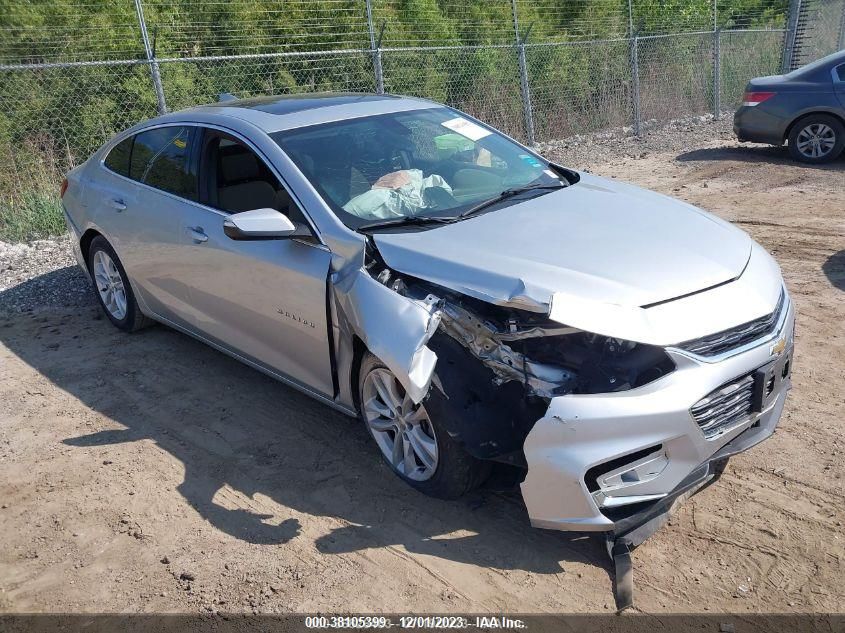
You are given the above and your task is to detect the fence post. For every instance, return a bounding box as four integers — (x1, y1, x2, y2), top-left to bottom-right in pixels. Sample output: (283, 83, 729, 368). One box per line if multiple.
(782, 0, 802, 73)
(630, 35, 641, 136)
(133, 0, 167, 114)
(713, 28, 721, 120)
(838, 0, 845, 51)
(511, 0, 535, 145)
(516, 36, 536, 146)
(365, 0, 384, 94)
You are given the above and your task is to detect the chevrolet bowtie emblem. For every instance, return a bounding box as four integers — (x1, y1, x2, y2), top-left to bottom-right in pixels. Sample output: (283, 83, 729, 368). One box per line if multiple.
(770, 337, 787, 357)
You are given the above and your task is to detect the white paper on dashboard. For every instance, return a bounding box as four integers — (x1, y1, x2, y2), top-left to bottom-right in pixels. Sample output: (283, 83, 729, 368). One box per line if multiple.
(441, 117, 492, 141)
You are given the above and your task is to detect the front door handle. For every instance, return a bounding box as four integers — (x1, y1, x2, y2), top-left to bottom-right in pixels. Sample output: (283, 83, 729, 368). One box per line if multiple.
(187, 226, 208, 243)
(110, 199, 126, 211)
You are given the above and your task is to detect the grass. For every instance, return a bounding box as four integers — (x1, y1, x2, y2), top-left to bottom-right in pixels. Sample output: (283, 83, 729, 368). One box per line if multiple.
(0, 191, 66, 243)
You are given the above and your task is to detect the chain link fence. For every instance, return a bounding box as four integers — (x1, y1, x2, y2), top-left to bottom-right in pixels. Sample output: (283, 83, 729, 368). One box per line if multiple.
(158, 51, 378, 111)
(526, 39, 632, 140)
(721, 29, 788, 108)
(0, 0, 799, 240)
(786, 0, 845, 69)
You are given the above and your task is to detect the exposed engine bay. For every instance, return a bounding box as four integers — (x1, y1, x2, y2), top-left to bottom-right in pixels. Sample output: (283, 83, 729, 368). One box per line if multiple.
(363, 242, 676, 465)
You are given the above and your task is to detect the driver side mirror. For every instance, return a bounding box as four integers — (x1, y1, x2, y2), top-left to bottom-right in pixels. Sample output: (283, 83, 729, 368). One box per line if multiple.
(223, 208, 300, 240)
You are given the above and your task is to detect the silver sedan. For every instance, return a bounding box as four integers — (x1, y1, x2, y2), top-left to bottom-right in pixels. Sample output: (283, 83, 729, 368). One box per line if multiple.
(62, 93, 793, 551)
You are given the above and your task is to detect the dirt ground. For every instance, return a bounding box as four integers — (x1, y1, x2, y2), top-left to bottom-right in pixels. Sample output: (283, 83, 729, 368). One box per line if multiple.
(1, 122, 843, 615)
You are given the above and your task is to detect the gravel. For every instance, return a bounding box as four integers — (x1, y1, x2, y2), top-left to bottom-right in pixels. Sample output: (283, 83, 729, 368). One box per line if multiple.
(0, 114, 737, 316)
(537, 114, 736, 168)
(0, 234, 92, 314)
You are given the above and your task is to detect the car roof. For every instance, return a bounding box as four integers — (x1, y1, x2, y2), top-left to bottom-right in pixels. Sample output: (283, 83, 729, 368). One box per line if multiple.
(203, 92, 400, 115)
(177, 92, 440, 133)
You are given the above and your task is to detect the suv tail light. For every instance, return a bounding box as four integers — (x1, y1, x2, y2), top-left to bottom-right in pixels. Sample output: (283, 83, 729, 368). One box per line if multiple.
(742, 91, 775, 106)
(60, 178, 68, 198)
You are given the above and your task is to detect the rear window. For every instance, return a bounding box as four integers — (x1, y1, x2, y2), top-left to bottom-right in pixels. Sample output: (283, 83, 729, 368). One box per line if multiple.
(785, 51, 845, 79)
(129, 126, 197, 200)
(104, 137, 132, 177)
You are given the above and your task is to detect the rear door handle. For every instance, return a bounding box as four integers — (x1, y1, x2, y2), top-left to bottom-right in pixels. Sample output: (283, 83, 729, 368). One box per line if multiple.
(187, 226, 208, 243)
(110, 199, 126, 211)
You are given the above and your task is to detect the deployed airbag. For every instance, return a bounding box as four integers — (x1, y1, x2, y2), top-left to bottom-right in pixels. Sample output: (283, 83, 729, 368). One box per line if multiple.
(343, 169, 451, 220)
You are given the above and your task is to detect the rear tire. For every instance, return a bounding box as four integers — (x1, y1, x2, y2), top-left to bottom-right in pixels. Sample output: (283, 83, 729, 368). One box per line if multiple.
(87, 236, 153, 332)
(787, 114, 845, 164)
(358, 352, 490, 499)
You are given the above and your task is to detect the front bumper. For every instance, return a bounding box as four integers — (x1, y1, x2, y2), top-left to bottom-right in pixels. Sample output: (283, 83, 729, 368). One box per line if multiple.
(520, 296, 794, 532)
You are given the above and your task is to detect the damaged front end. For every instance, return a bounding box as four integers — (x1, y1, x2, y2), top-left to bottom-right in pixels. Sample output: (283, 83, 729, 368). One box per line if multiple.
(336, 243, 676, 469)
(332, 240, 792, 611)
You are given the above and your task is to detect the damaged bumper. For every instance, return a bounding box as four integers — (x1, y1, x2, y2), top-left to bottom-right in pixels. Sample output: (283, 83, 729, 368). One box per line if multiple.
(521, 297, 794, 532)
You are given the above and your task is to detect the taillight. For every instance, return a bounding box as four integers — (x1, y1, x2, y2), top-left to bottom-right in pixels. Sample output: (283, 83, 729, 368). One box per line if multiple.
(742, 91, 776, 106)
(60, 178, 68, 198)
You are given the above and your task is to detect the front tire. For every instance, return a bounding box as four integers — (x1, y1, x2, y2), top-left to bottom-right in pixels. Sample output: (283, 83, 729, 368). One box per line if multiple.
(358, 352, 490, 499)
(87, 236, 152, 332)
(787, 114, 845, 163)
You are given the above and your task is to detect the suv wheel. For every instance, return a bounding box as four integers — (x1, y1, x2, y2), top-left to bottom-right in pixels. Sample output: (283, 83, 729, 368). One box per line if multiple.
(358, 352, 490, 499)
(788, 114, 845, 163)
(87, 236, 152, 332)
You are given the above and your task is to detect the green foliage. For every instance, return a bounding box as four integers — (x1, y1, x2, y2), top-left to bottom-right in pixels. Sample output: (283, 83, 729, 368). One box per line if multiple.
(0, 192, 64, 242)
(0, 0, 788, 242)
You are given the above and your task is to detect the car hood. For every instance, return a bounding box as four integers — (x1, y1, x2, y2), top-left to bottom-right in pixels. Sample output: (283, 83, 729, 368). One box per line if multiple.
(373, 172, 752, 313)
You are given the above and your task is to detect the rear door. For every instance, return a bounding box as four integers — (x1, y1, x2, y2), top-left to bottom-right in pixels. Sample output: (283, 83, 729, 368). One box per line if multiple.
(171, 127, 334, 396)
(87, 135, 140, 259)
(120, 125, 201, 327)
(93, 125, 200, 328)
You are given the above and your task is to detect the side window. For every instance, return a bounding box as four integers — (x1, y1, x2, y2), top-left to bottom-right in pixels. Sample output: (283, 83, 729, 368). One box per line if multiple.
(836, 64, 845, 82)
(129, 126, 197, 200)
(104, 137, 132, 177)
(200, 131, 306, 224)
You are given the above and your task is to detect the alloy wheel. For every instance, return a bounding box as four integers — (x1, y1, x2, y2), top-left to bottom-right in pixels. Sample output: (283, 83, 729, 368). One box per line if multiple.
(92, 249, 128, 320)
(362, 367, 439, 481)
(795, 123, 836, 159)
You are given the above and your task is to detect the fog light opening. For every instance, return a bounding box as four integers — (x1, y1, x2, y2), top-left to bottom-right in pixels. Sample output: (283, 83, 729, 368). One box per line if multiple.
(586, 445, 669, 509)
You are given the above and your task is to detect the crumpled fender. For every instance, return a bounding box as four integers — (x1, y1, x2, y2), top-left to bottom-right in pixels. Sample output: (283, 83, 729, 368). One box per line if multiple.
(332, 268, 441, 404)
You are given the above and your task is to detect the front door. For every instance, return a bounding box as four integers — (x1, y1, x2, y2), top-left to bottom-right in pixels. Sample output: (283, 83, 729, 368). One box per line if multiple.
(172, 128, 334, 397)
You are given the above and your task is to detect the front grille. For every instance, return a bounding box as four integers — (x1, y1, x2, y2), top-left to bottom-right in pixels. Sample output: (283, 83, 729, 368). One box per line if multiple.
(677, 290, 785, 357)
(690, 373, 755, 439)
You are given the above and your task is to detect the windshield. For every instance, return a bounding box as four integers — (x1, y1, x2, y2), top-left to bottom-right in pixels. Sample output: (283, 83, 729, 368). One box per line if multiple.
(271, 107, 564, 230)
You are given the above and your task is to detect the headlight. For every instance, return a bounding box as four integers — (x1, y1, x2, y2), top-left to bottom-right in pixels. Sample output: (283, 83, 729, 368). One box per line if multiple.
(519, 332, 675, 394)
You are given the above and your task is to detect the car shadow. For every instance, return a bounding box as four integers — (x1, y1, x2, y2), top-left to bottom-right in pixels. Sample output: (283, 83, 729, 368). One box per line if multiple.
(676, 144, 845, 169)
(823, 250, 845, 292)
(0, 267, 609, 579)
